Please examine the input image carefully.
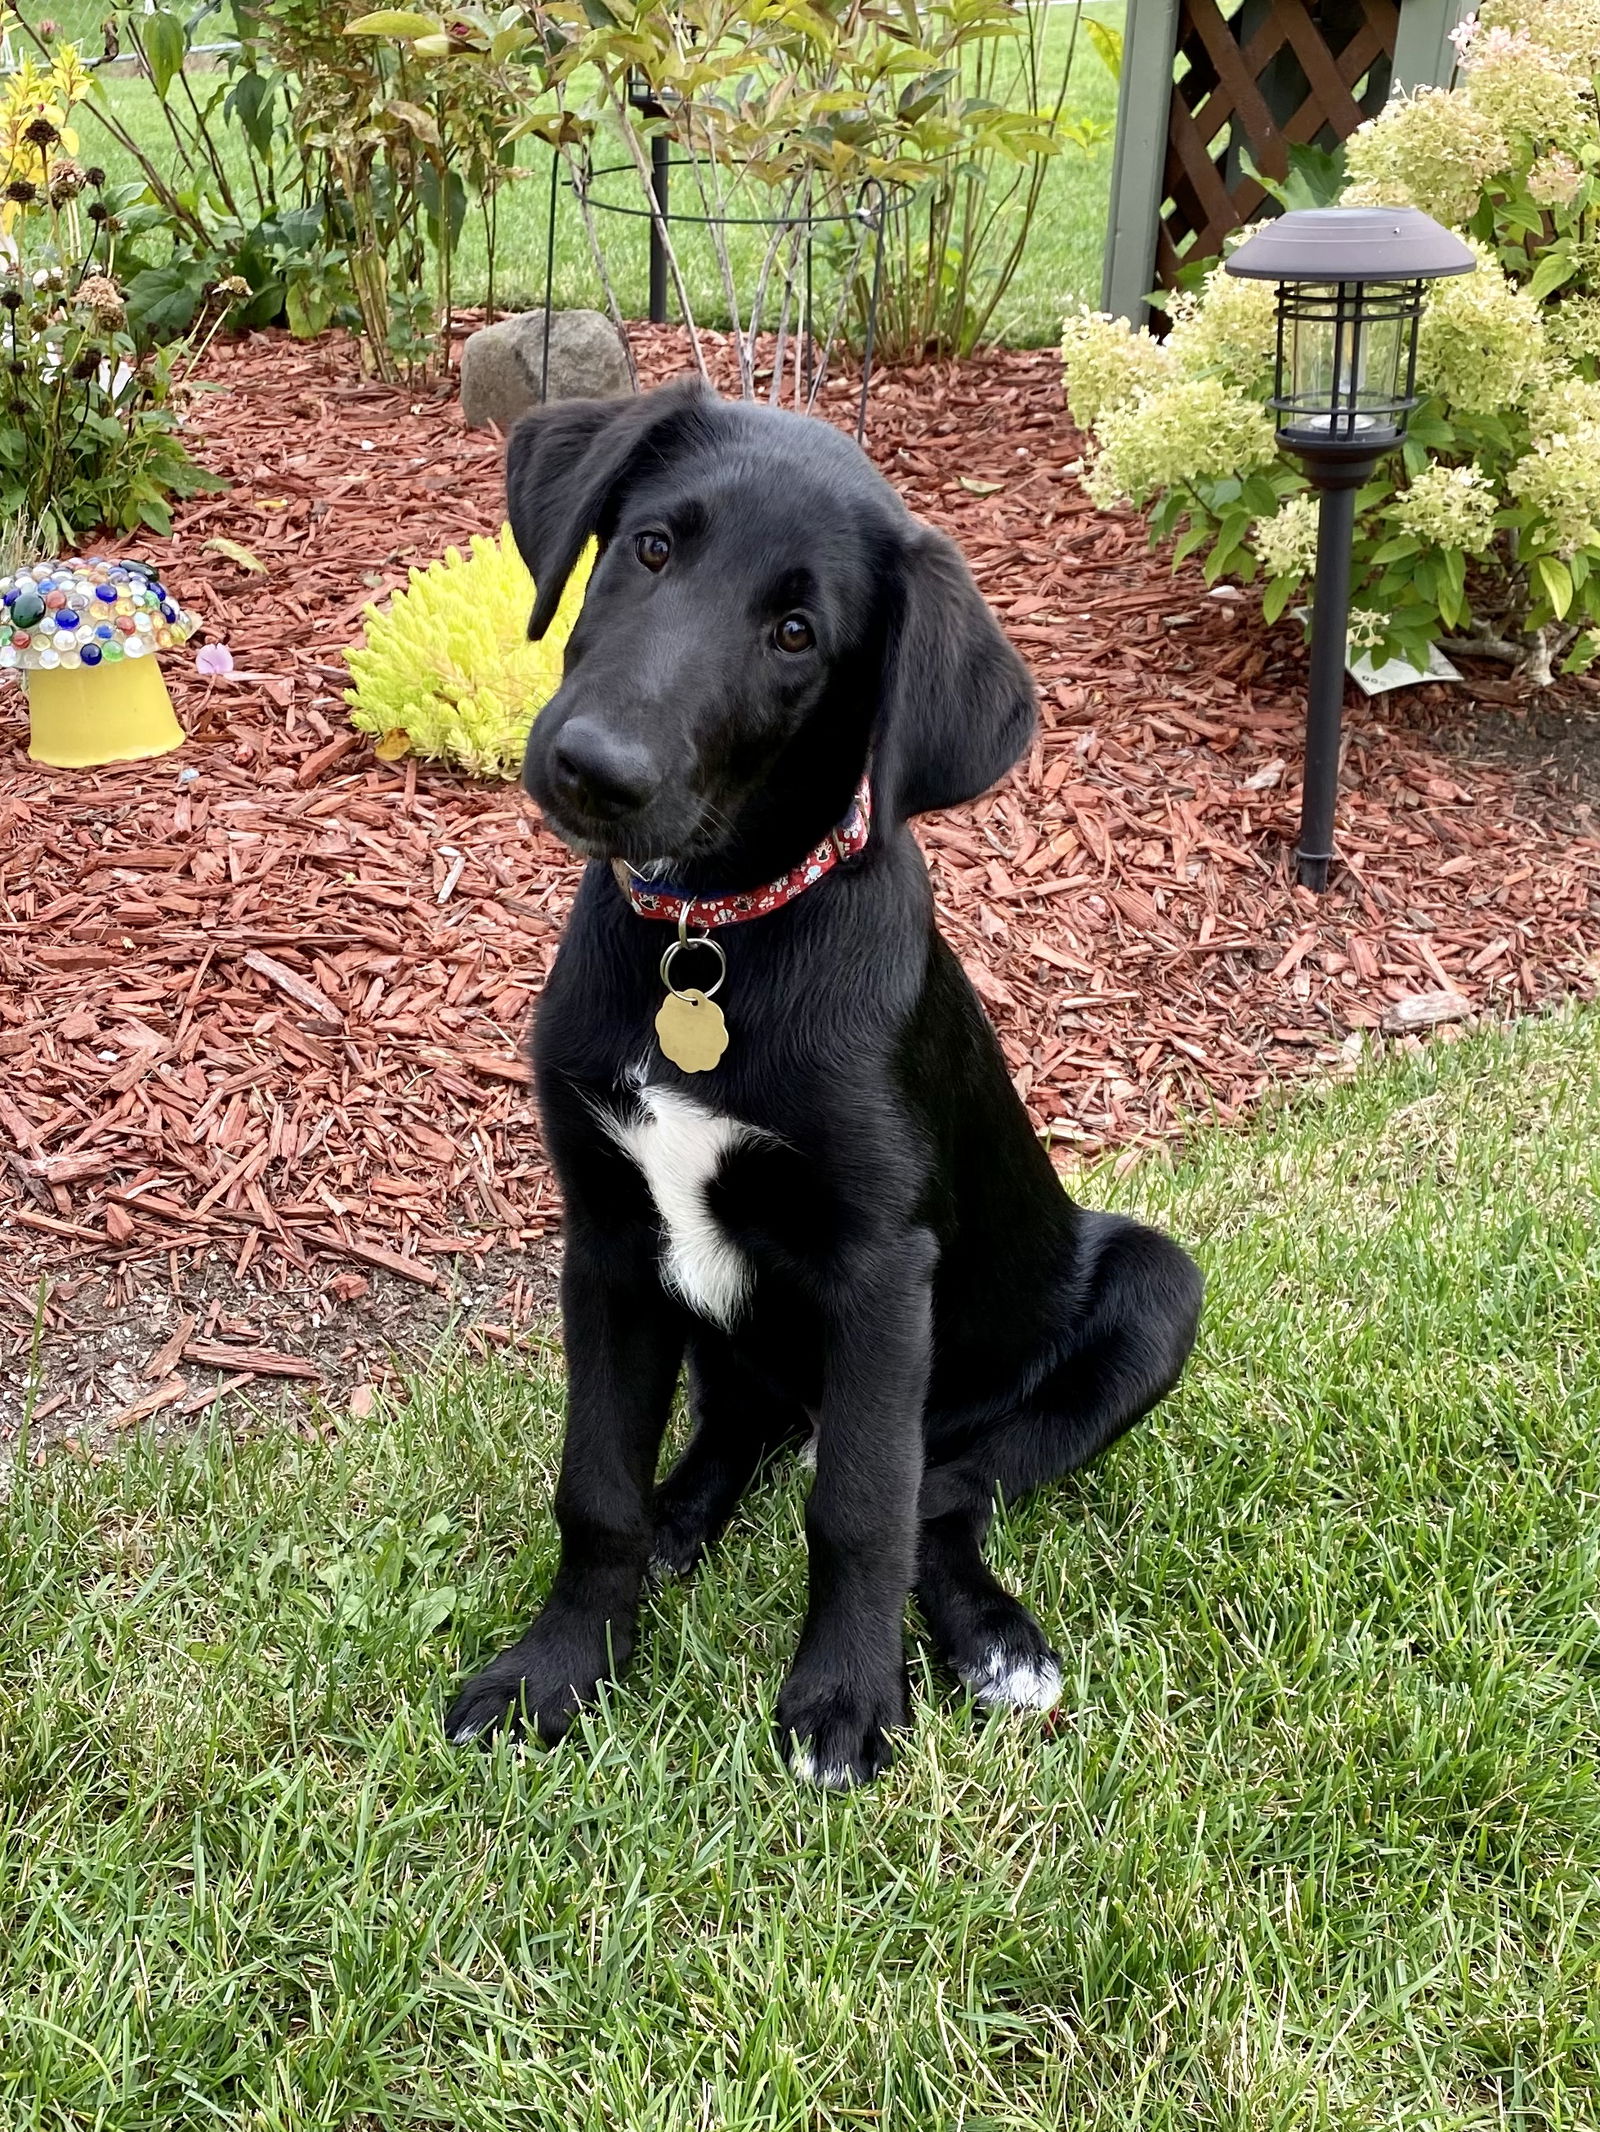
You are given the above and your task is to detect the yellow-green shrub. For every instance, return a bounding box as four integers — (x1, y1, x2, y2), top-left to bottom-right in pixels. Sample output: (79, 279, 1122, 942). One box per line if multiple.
(344, 526, 593, 778)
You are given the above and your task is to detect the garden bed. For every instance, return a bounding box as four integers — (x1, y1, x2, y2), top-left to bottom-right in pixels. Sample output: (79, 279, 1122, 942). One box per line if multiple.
(2, 324, 1598, 1436)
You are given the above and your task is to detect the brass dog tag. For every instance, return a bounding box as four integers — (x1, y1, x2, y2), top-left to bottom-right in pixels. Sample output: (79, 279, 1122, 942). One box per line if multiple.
(655, 988, 729, 1073)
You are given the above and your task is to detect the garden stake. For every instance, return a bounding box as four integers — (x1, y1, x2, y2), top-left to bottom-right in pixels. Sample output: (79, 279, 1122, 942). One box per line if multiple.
(1226, 208, 1475, 892)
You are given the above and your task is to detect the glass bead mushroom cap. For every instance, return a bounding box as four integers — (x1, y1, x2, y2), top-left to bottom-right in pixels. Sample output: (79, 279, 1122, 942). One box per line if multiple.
(1, 554, 199, 768)
(1225, 207, 1475, 457)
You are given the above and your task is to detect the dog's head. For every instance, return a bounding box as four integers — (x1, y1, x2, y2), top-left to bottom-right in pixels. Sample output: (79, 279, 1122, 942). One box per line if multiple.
(509, 380, 1034, 873)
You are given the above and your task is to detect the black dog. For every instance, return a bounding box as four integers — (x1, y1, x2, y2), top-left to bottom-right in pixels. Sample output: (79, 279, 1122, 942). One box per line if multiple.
(444, 380, 1202, 1787)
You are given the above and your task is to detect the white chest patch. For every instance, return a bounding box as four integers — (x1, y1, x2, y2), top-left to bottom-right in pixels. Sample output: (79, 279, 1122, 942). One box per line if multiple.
(602, 1083, 761, 1327)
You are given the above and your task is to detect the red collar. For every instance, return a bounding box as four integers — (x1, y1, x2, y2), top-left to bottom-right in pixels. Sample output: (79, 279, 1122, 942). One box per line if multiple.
(612, 773, 873, 927)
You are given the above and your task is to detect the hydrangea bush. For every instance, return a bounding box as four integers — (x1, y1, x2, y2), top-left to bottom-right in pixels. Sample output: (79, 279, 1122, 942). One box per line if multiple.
(1062, 0, 1600, 683)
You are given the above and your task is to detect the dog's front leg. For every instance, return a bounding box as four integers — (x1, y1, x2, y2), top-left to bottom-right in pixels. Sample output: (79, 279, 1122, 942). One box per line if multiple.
(445, 1231, 683, 1747)
(776, 1235, 934, 1789)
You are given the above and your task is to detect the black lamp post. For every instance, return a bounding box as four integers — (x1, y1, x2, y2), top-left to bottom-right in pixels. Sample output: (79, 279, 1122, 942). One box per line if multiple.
(627, 67, 672, 326)
(1225, 207, 1475, 892)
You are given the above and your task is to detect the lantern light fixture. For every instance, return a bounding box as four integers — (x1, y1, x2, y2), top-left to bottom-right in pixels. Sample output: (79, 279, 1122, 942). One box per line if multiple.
(1226, 207, 1475, 890)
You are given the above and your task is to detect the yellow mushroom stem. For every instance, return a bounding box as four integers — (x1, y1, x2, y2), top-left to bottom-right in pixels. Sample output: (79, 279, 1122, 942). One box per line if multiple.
(25, 657, 184, 769)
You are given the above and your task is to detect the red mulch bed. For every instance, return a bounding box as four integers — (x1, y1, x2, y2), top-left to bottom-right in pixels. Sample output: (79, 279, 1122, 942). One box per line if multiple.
(3, 324, 1599, 1427)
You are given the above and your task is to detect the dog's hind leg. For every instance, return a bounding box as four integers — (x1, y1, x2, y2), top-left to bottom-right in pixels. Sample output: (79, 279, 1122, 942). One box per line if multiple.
(917, 1214, 1201, 1705)
(651, 1335, 810, 1578)
(916, 1506, 1064, 1711)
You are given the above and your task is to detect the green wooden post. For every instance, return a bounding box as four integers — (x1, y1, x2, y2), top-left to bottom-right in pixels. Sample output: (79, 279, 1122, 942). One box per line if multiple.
(1100, 0, 1182, 326)
(1391, 0, 1469, 90)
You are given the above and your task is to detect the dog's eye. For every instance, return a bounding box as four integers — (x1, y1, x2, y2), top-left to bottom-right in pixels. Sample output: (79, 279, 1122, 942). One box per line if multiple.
(774, 614, 814, 654)
(635, 531, 671, 572)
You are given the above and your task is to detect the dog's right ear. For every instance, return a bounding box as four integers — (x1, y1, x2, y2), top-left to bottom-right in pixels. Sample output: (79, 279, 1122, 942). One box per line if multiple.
(506, 380, 708, 639)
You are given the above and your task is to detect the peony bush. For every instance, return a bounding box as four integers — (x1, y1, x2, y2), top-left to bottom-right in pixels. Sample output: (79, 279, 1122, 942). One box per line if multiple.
(1062, 0, 1600, 683)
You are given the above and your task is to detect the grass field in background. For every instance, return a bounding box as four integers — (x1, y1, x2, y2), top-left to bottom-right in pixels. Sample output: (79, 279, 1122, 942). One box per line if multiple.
(4, 1008, 1598, 2129)
(24, 5, 1120, 345)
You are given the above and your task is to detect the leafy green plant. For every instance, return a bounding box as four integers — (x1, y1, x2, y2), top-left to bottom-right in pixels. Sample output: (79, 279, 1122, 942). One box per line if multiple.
(1063, 0, 1600, 686)
(429, 0, 1106, 390)
(0, 46, 224, 545)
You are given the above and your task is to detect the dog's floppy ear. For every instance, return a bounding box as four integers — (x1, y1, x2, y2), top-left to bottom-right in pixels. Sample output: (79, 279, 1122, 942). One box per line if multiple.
(506, 379, 708, 639)
(874, 523, 1036, 820)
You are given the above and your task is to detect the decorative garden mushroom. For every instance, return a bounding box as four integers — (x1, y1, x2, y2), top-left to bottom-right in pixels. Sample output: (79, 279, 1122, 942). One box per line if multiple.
(1, 553, 198, 768)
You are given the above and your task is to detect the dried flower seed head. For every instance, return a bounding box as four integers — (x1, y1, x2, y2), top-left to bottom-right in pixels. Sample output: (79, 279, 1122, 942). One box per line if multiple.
(0, 289, 21, 313)
(23, 116, 60, 148)
(70, 347, 103, 380)
(86, 199, 108, 223)
(47, 156, 87, 206)
(74, 273, 125, 330)
(214, 275, 252, 300)
(84, 165, 106, 187)
(4, 178, 38, 206)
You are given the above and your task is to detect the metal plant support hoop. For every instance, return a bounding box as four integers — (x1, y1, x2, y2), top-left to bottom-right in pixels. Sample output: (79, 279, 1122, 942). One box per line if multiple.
(537, 149, 890, 444)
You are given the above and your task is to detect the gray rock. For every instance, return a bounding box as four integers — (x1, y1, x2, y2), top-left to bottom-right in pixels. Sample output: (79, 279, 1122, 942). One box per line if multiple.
(459, 308, 632, 429)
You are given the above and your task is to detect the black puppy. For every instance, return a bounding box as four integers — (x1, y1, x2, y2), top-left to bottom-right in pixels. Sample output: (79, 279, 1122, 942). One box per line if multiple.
(445, 380, 1202, 1787)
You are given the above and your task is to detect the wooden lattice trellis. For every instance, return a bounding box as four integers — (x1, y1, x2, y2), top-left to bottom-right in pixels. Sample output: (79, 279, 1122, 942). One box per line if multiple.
(1101, 0, 1466, 326)
(1158, 0, 1397, 281)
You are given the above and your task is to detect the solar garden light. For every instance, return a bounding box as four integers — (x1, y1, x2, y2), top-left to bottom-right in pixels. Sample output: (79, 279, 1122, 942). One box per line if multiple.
(1225, 207, 1475, 893)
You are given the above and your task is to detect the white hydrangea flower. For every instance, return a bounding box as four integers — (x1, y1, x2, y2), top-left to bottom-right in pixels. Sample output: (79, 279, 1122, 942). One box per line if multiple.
(1507, 425, 1600, 552)
(1082, 375, 1278, 507)
(1477, 0, 1600, 73)
(1165, 266, 1279, 392)
(1060, 309, 1172, 431)
(1389, 464, 1499, 551)
(1346, 609, 1387, 651)
(1528, 151, 1584, 206)
(1252, 493, 1321, 580)
(1464, 27, 1594, 153)
(1342, 89, 1509, 228)
(1530, 369, 1600, 436)
(1545, 295, 1600, 367)
(1416, 245, 1546, 416)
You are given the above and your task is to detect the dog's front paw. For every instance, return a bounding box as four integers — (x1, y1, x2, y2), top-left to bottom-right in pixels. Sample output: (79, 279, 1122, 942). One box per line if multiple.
(444, 1611, 624, 1748)
(776, 1667, 908, 1790)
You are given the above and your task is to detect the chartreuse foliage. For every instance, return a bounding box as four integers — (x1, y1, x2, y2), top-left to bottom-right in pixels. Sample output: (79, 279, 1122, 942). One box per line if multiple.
(3, 1006, 1599, 2127)
(1064, 0, 1600, 683)
(344, 525, 593, 777)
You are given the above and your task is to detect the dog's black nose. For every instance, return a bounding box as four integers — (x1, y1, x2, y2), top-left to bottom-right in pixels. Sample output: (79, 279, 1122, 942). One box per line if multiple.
(549, 719, 657, 822)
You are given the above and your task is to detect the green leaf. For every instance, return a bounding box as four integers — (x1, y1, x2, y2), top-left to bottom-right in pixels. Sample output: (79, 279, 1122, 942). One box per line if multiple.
(1562, 630, 1600, 674)
(1526, 247, 1576, 303)
(142, 8, 187, 101)
(285, 279, 335, 339)
(1535, 555, 1574, 619)
(343, 9, 442, 35)
(1172, 521, 1212, 566)
(1367, 535, 1422, 566)
(1084, 19, 1122, 80)
(1262, 576, 1293, 625)
(124, 263, 206, 339)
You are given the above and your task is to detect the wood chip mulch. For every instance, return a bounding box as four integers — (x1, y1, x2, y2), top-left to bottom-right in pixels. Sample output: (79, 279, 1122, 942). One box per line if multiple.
(3, 323, 1599, 1422)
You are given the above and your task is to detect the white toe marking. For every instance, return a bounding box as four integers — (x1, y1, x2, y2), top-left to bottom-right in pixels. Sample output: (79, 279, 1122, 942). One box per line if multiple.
(790, 1744, 854, 1790)
(960, 1644, 1063, 1713)
(798, 1428, 819, 1471)
(601, 1083, 764, 1328)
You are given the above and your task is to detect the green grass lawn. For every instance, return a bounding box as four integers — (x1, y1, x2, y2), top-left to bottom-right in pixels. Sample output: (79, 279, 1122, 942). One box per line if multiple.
(36, 7, 1120, 345)
(4, 1009, 1598, 2128)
